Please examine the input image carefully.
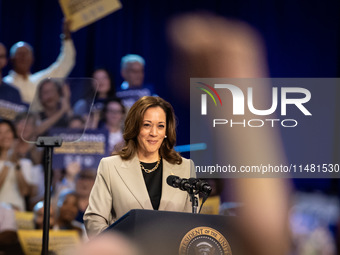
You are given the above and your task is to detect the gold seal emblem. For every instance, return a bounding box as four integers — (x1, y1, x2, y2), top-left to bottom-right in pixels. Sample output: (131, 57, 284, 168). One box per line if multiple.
(179, 226, 232, 255)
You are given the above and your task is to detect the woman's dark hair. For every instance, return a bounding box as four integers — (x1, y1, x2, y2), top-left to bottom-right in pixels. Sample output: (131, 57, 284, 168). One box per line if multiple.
(80, 68, 116, 104)
(95, 68, 116, 97)
(57, 189, 78, 209)
(117, 96, 182, 164)
(68, 115, 85, 125)
(102, 97, 125, 120)
(0, 119, 18, 138)
(38, 78, 62, 100)
(90, 68, 116, 98)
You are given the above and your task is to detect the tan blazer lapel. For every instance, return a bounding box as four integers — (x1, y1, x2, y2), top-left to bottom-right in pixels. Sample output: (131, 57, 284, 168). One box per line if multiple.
(115, 154, 153, 210)
(159, 159, 184, 210)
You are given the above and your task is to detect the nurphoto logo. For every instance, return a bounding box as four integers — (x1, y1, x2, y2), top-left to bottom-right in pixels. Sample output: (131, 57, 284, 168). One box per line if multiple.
(196, 81, 312, 128)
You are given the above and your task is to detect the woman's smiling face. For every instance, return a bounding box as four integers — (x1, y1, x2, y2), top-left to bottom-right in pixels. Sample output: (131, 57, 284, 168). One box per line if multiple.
(137, 106, 166, 158)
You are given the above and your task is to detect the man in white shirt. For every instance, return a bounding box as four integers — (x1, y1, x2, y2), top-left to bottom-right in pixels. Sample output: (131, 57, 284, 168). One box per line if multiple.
(3, 21, 76, 106)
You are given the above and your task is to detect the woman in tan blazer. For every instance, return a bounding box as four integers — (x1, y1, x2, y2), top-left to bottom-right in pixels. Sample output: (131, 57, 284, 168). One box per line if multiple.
(84, 96, 195, 236)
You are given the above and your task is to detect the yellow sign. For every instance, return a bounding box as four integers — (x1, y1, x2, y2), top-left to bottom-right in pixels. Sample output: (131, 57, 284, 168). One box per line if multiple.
(59, 0, 122, 31)
(15, 211, 35, 230)
(199, 196, 221, 215)
(179, 227, 232, 255)
(0, 100, 27, 121)
(17, 230, 80, 255)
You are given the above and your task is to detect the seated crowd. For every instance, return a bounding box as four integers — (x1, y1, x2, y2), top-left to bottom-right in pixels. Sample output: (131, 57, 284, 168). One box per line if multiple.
(0, 28, 152, 253)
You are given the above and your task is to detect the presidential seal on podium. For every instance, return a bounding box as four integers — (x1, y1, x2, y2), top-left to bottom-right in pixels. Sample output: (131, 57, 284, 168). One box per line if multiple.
(179, 226, 232, 255)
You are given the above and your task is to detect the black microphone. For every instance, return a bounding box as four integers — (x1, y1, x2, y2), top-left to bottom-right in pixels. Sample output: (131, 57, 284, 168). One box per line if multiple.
(166, 175, 192, 191)
(188, 178, 212, 194)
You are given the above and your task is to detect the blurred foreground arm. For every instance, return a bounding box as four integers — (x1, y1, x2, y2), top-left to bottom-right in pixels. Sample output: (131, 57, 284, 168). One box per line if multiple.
(168, 13, 291, 255)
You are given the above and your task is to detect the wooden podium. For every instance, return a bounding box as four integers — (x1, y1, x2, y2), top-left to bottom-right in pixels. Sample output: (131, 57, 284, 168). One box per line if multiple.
(106, 209, 244, 255)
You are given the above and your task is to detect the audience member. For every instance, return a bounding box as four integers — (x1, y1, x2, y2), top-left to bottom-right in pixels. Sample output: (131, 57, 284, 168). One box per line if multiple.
(92, 68, 116, 99)
(116, 54, 155, 110)
(14, 112, 43, 165)
(100, 97, 125, 154)
(74, 169, 96, 224)
(0, 202, 23, 255)
(14, 112, 43, 209)
(0, 42, 25, 123)
(0, 42, 22, 104)
(53, 165, 96, 225)
(55, 190, 84, 237)
(0, 119, 34, 211)
(0, 202, 18, 241)
(33, 201, 56, 230)
(68, 115, 86, 130)
(35, 78, 73, 136)
(74, 68, 117, 124)
(53, 161, 81, 201)
(3, 20, 76, 107)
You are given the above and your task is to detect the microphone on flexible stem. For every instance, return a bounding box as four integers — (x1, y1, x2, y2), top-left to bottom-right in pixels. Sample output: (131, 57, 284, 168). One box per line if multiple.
(188, 178, 212, 214)
(188, 178, 212, 195)
(167, 175, 212, 214)
(166, 175, 192, 192)
(167, 175, 198, 213)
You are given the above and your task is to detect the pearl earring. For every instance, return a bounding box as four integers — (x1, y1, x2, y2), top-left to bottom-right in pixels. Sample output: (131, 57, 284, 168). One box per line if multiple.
(165, 135, 167, 138)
